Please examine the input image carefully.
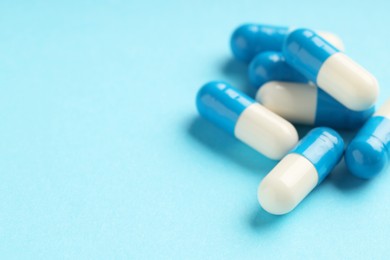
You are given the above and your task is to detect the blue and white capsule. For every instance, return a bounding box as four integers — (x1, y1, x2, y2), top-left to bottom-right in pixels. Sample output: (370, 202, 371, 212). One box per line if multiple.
(256, 81, 375, 130)
(196, 81, 298, 160)
(249, 52, 375, 129)
(231, 24, 344, 62)
(345, 99, 390, 179)
(283, 28, 379, 111)
(258, 127, 344, 215)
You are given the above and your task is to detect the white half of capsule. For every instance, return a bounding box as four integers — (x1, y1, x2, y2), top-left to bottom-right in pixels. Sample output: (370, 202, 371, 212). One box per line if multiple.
(255, 81, 317, 125)
(288, 27, 345, 51)
(257, 153, 318, 215)
(374, 98, 390, 119)
(234, 103, 299, 160)
(317, 52, 379, 111)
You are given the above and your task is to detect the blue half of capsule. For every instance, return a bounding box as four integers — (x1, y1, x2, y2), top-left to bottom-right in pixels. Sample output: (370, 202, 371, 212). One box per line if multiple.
(291, 127, 344, 182)
(345, 116, 390, 179)
(231, 24, 289, 63)
(248, 51, 308, 89)
(196, 81, 253, 136)
(283, 28, 339, 81)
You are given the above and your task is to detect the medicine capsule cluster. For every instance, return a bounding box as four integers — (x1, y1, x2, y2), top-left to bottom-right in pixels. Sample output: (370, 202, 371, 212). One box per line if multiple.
(196, 23, 387, 215)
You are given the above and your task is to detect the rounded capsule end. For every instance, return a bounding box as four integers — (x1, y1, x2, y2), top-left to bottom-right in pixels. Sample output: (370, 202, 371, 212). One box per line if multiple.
(248, 52, 308, 89)
(340, 71, 379, 111)
(345, 136, 388, 179)
(357, 77, 379, 111)
(316, 52, 379, 112)
(196, 81, 254, 136)
(257, 154, 319, 215)
(283, 28, 316, 61)
(258, 177, 298, 215)
(230, 24, 261, 63)
(230, 24, 288, 63)
(248, 52, 284, 89)
(196, 81, 226, 115)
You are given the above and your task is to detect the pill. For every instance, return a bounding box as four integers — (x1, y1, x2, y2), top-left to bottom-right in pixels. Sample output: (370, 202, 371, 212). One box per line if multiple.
(196, 81, 298, 160)
(345, 99, 390, 179)
(248, 51, 308, 88)
(256, 81, 374, 130)
(230, 24, 344, 62)
(258, 127, 344, 215)
(283, 28, 379, 111)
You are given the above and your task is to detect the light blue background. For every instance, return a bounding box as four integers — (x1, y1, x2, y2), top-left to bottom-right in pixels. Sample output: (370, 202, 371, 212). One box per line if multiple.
(1, 0, 390, 259)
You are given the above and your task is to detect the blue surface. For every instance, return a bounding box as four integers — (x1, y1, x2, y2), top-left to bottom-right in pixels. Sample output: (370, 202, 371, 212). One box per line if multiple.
(283, 29, 339, 81)
(291, 127, 344, 182)
(345, 116, 390, 179)
(196, 81, 253, 136)
(1, 0, 390, 259)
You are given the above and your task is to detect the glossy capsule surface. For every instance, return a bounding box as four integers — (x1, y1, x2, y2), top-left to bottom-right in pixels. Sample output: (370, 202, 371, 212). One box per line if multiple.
(283, 29, 378, 111)
(258, 127, 344, 215)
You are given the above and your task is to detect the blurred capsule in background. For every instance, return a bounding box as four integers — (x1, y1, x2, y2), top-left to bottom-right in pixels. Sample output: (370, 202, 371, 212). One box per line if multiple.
(231, 24, 344, 63)
(283, 28, 378, 111)
(258, 127, 344, 215)
(345, 99, 390, 179)
(196, 81, 298, 160)
(248, 51, 308, 89)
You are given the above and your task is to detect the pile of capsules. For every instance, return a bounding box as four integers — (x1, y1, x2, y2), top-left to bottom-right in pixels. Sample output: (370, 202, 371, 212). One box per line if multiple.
(196, 24, 390, 215)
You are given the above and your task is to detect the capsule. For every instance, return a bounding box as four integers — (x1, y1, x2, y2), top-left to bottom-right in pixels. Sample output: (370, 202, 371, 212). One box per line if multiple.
(230, 24, 344, 62)
(345, 99, 390, 179)
(258, 127, 344, 215)
(283, 28, 379, 111)
(256, 81, 375, 130)
(248, 51, 308, 89)
(196, 81, 298, 160)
